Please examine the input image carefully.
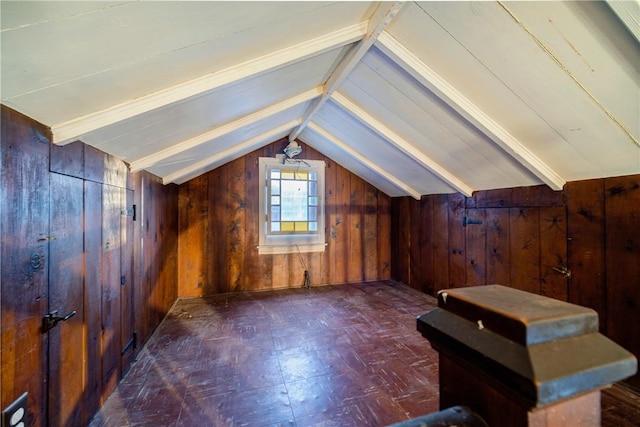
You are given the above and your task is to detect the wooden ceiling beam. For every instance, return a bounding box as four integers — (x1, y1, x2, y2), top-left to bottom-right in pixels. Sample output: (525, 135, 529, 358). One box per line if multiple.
(49, 23, 366, 145)
(331, 92, 474, 197)
(129, 88, 321, 172)
(377, 31, 566, 191)
(163, 120, 300, 185)
(288, 2, 405, 142)
(307, 121, 422, 200)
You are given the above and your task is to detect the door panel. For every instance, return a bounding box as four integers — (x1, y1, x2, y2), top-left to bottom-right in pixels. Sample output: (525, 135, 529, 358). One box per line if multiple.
(121, 189, 135, 375)
(48, 173, 84, 427)
(101, 184, 122, 400)
(0, 113, 50, 427)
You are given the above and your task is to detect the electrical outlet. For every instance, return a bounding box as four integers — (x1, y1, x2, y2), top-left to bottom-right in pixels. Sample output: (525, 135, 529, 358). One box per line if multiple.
(2, 392, 27, 427)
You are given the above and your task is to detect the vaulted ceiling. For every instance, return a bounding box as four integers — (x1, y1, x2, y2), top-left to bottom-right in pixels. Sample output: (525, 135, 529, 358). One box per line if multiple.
(2, 1, 638, 198)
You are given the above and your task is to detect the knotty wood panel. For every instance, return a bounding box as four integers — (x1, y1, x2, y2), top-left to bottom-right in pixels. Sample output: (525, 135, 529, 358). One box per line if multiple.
(83, 180, 102, 421)
(419, 196, 435, 295)
(391, 197, 410, 286)
(448, 193, 466, 288)
(120, 189, 135, 376)
(1, 105, 50, 427)
(540, 206, 568, 300)
(432, 194, 449, 294)
(485, 208, 510, 285)
(605, 175, 640, 390)
(509, 207, 541, 294)
(177, 139, 392, 295)
(465, 209, 487, 286)
(48, 173, 84, 427)
(408, 197, 421, 290)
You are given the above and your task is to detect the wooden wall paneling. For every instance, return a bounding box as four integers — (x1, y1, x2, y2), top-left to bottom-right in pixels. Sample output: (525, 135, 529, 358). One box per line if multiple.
(539, 206, 568, 301)
(511, 184, 564, 207)
(84, 145, 105, 184)
(348, 174, 364, 282)
(164, 183, 179, 310)
(419, 196, 435, 295)
(377, 193, 391, 280)
(408, 197, 422, 290)
(565, 180, 606, 330)
(1, 106, 50, 427)
(485, 208, 510, 286)
(227, 158, 246, 291)
(471, 188, 512, 208)
(432, 194, 449, 293)
(243, 148, 267, 290)
(178, 175, 208, 296)
(447, 193, 466, 288)
(120, 188, 135, 375)
(47, 173, 84, 427)
(391, 197, 410, 285)
(100, 184, 122, 400)
(210, 166, 229, 292)
(364, 183, 379, 281)
(333, 164, 351, 284)
(324, 158, 338, 285)
(509, 207, 541, 294)
(50, 140, 84, 178)
(605, 175, 640, 390)
(464, 208, 487, 286)
(83, 180, 102, 420)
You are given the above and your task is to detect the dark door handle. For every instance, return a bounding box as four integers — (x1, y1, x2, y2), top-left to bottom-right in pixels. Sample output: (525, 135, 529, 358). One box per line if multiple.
(42, 310, 77, 332)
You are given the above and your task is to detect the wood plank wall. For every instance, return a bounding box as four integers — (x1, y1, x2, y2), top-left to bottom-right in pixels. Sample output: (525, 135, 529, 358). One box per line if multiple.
(0, 105, 178, 426)
(177, 139, 392, 296)
(391, 178, 640, 390)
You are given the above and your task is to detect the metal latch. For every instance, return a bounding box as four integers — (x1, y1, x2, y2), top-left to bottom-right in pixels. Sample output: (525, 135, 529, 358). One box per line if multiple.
(42, 310, 76, 333)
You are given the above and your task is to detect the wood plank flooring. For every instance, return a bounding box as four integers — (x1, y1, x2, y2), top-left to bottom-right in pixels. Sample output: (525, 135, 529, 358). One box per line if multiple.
(88, 281, 639, 427)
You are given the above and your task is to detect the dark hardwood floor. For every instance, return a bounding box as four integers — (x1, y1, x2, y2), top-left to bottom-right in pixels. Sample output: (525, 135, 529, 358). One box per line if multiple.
(88, 281, 639, 427)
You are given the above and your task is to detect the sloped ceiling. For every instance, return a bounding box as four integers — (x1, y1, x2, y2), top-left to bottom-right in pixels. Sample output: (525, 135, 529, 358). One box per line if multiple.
(1, 1, 638, 198)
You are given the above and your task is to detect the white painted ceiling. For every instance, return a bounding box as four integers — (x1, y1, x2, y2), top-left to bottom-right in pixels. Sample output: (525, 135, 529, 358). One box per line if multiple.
(2, 1, 639, 198)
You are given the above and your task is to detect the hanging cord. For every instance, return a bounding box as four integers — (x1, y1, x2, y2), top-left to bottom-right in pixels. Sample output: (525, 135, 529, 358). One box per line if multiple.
(295, 244, 311, 289)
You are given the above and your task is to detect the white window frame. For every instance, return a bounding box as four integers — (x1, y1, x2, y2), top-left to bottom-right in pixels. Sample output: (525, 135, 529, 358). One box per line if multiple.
(258, 156, 326, 255)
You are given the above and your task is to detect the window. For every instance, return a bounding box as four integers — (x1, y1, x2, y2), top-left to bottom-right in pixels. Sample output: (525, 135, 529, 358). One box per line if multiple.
(258, 157, 325, 254)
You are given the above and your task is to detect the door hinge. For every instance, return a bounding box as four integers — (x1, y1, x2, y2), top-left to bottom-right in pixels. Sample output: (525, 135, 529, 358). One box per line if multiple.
(121, 205, 136, 221)
(463, 216, 483, 227)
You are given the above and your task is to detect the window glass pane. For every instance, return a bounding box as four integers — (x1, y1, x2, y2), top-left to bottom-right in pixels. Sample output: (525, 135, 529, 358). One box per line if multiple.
(308, 206, 317, 221)
(281, 222, 295, 232)
(309, 222, 317, 231)
(309, 181, 317, 196)
(281, 171, 295, 180)
(271, 169, 280, 179)
(295, 171, 308, 180)
(309, 171, 317, 181)
(295, 222, 308, 232)
(271, 180, 280, 195)
(271, 196, 280, 205)
(308, 196, 318, 206)
(281, 180, 308, 221)
(271, 222, 280, 232)
(271, 205, 280, 222)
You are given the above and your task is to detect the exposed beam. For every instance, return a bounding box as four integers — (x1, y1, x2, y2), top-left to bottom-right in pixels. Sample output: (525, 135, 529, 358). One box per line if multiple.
(377, 31, 566, 191)
(163, 120, 300, 185)
(606, 0, 640, 44)
(307, 121, 422, 200)
(289, 2, 405, 142)
(49, 23, 367, 145)
(331, 92, 474, 197)
(129, 88, 321, 172)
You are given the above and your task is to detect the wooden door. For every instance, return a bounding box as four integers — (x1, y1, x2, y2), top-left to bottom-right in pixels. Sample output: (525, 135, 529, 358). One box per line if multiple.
(0, 109, 50, 427)
(464, 207, 568, 300)
(47, 173, 84, 427)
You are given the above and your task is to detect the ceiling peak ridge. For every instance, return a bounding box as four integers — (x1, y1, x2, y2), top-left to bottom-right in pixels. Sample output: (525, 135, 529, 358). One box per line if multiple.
(288, 2, 405, 143)
(49, 22, 366, 146)
(376, 31, 566, 191)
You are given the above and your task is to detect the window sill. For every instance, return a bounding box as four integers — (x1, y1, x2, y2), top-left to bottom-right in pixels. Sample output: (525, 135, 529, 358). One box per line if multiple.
(257, 243, 327, 255)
